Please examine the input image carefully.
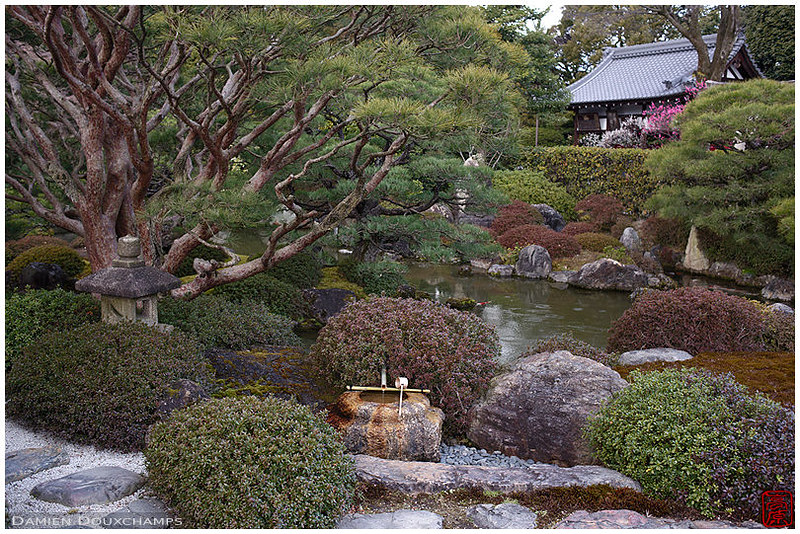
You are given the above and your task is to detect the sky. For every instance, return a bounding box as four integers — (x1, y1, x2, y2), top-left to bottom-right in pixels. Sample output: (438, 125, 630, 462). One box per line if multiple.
(539, 3, 567, 30)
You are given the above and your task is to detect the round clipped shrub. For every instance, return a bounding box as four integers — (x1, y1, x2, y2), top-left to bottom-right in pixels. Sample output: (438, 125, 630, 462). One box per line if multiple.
(211, 273, 307, 319)
(606, 288, 767, 354)
(5, 288, 100, 366)
(266, 251, 322, 289)
(7, 244, 87, 280)
(561, 221, 598, 237)
(488, 200, 544, 238)
(575, 194, 624, 232)
(309, 297, 500, 435)
(7, 322, 211, 451)
(491, 169, 577, 219)
(575, 232, 620, 252)
(527, 333, 618, 368)
(339, 260, 407, 295)
(174, 244, 231, 278)
(158, 294, 300, 349)
(6, 235, 71, 265)
(145, 396, 355, 528)
(497, 224, 582, 258)
(586, 368, 794, 519)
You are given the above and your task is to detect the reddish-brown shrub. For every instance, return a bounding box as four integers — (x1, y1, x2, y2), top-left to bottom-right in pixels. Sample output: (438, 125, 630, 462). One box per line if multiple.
(575, 194, 624, 232)
(497, 224, 581, 258)
(489, 200, 544, 237)
(6, 235, 70, 265)
(561, 222, 598, 237)
(607, 288, 767, 354)
(640, 216, 689, 249)
(575, 232, 620, 252)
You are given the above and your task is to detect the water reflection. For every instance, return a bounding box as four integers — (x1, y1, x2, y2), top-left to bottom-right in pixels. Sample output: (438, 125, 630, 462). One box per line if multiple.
(403, 263, 633, 364)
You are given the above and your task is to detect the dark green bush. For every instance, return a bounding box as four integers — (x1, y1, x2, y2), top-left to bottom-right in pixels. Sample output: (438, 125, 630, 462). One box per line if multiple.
(211, 273, 307, 319)
(158, 295, 300, 349)
(527, 146, 659, 214)
(7, 244, 87, 280)
(145, 396, 356, 528)
(266, 251, 322, 289)
(497, 224, 582, 258)
(174, 244, 231, 278)
(492, 169, 577, 219)
(575, 232, 620, 252)
(586, 368, 794, 519)
(339, 260, 408, 295)
(309, 297, 499, 435)
(607, 288, 769, 354)
(5, 288, 100, 365)
(6, 235, 71, 265)
(526, 333, 618, 367)
(7, 322, 211, 451)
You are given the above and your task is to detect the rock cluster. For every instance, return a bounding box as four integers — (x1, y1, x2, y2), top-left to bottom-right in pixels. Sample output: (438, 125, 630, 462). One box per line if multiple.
(439, 444, 548, 469)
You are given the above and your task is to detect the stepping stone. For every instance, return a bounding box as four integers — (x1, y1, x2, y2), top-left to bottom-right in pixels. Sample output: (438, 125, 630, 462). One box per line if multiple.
(554, 510, 763, 529)
(103, 498, 175, 529)
(618, 348, 693, 366)
(30, 466, 145, 506)
(337, 510, 443, 529)
(6, 446, 70, 483)
(466, 503, 538, 529)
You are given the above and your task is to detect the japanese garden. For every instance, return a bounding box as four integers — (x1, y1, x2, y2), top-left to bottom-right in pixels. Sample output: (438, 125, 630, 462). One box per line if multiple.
(4, 5, 795, 529)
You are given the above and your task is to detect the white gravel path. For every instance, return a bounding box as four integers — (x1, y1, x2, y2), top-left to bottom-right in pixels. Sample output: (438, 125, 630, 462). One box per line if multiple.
(4, 418, 150, 529)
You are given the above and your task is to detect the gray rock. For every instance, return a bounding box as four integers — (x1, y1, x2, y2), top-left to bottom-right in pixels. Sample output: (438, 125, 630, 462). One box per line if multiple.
(683, 226, 710, 272)
(103, 498, 174, 529)
(18, 262, 68, 290)
(647, 273, 678, 290)
(353, 454, 640, 494)
(708, 261, 743, 281)
(155, 379, 209, 420)
(460, 214, 495, 228)
(488, 264, 514, 277)
(515, 245, 552, 279)
(548, 271, 575, 284)
(467, 351, 628, 466)
(470, 259, 493, 271)
(532, 204, 566, 232)
(302, 288, 356, 324)
(619, 227, 641, 252)
(768, 303, 794, 314)
(30, 466, 145, 506)
(467, 503, 538, 529)
(569, 259, 648, 292)
(337, 510, 443, 529)
(762, 277, 794, 302)
(6, 446, 69, 483)
(618, 348, 693, 366)
(425, 203, 455, 222)
(554, 509, 762, 529)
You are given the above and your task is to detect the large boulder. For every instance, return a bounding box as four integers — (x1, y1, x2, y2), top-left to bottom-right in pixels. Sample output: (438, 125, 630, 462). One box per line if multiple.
(515, 245, 551, 279)
(303, 288, 355, 324)
(568, 259, 648, 292)
(532, 204, 566, 232)
(18, 262, 68, 290)
(618, 348, 693, 367)
(488, 264, 514, 277)
(683, 226, 710, 272)
(762, 277, 795, 302)
(467, 351, 628, 466)
(619, 227, 641, 253)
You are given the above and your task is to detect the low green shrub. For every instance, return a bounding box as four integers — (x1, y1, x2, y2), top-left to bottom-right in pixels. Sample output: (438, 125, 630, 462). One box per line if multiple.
(606, 288, 769, 354)
(211, 273, 307, 319)
(492, 169, 577, 219)
(145, 396, 355, 528)
(5, 288, 100, 366)
(526, 333, 618, 367)
(339, 260, 408, 295)
(266, 251, 322, 289)
(575, 232, 620, 252)
(697, 227, 794, 277)
(488, 200, 544, 238)
(159, 295, 300, 349)
(526, 146, 659, 214)
(174, 244, 231, 278)
(309, 297, 500, 435)
(586, 368, 794, 519)
(5, 235, 71, 265)
(601, 245, 633, 264)
(497, 224, 582, 258)
(7, 244, 87, 280)
(7, 322, 211, 451)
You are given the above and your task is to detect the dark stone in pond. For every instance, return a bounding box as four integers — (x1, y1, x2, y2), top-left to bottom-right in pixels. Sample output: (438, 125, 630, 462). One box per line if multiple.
(458, 265, 473, 277)
(205, 346, 325, 410)
(155, 379, 209, 420)
(568, 259, 648, 292)
(18, 262, 68, 290)
(762, 277, 794, 302)
(303, 288, 356, 324)
(395, 284, 417, 299)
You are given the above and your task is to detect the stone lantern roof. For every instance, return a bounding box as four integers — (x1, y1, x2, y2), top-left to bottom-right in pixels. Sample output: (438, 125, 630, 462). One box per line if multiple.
(75, 236, 181, 298)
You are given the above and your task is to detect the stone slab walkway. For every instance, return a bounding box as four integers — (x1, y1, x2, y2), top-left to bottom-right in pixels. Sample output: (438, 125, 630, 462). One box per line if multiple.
(554, 509, 764, 529)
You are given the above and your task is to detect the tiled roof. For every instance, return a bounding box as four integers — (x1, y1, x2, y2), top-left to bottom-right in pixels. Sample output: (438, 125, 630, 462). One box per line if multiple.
(568, 33, 751, 105)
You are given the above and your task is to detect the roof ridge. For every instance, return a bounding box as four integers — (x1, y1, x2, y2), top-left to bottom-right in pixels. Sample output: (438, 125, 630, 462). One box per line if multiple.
(606, 34, 718, 59)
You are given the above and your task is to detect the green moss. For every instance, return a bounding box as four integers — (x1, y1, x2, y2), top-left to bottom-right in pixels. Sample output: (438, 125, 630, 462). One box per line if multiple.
(317, 267, 368, 299)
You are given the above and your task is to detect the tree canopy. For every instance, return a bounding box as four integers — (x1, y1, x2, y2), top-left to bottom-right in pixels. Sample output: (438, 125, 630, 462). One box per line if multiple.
(744, 5, 795, 81)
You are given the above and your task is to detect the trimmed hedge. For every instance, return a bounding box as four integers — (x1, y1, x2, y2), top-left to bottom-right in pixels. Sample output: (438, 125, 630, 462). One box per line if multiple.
(339, 260, 407, 295)
(7, 322, 211, 451)
(526, 146, 664, 214)
(497, 224, 582, 258)
(145, 396, 356, 528)
(211, 273, 307, 319)
(7, 244, 87, 280)
(492, 169, 577, 219)
(266, 251, 322, 289)
(6, 235, 71, 265)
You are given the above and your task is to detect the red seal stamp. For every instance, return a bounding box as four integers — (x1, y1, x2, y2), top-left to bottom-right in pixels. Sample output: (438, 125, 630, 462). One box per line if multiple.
(762, 491, 793, 528)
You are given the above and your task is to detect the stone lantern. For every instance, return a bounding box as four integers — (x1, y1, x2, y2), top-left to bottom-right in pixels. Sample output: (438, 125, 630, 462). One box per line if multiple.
(75, 235, 181, 327)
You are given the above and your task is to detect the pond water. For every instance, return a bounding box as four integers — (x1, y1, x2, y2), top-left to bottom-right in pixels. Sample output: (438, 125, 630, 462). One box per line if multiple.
(402, 263, 632, 364)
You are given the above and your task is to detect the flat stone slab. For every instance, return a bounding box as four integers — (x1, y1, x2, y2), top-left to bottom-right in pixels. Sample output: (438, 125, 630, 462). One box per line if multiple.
(353, 454, 640, 494)
(30, 466, 145, 506)
(337, 509, 443, 529)
(554, 509, 763, 529)
(6, 446, 70, 483)
(466, 503, 538, 529)
(618, 348, 693, 366)
(103, 498, 175, 529)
